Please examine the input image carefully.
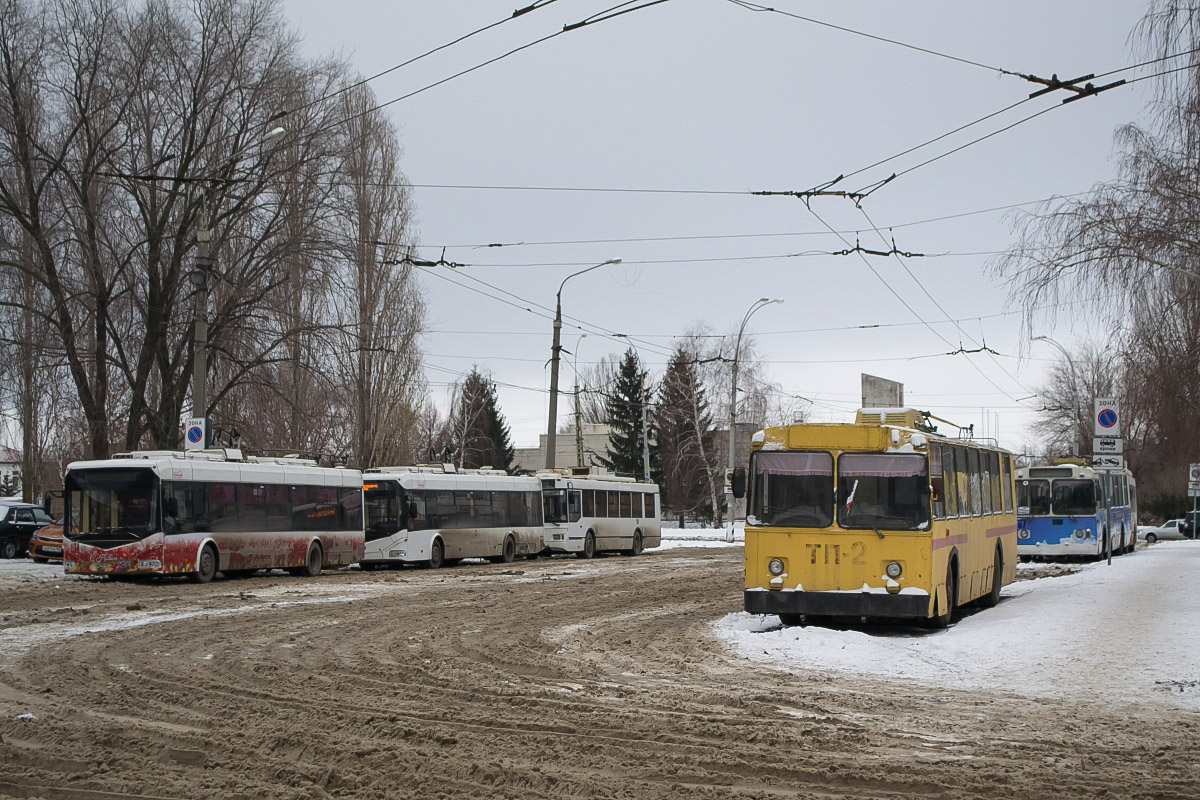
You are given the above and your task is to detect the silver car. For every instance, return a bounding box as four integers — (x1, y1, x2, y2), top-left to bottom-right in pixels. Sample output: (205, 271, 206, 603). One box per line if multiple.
(1139, 519, 1185, 544)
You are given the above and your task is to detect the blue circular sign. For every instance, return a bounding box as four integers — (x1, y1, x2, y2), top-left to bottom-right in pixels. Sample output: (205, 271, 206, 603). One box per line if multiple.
(1097, 409, 1117, 428)
(186, 426, 204, 443)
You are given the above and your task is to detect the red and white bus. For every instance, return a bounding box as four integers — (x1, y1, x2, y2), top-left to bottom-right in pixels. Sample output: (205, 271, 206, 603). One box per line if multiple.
(63, 449, 363, 582)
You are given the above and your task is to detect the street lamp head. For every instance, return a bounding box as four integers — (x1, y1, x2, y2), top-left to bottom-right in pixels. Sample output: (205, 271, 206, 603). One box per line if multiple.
(263, 126, 286, 142)
(604, 258, 622, 265)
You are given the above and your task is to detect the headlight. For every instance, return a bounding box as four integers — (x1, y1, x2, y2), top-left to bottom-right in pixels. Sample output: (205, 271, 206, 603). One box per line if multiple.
(885, 561, 902, 579)
(768, 558, 785, 575)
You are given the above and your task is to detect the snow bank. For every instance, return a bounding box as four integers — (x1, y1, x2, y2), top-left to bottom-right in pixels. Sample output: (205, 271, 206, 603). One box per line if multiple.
(716, 541, 1200, 709)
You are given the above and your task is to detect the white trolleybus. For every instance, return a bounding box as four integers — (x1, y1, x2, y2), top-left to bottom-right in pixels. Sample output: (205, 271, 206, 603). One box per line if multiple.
(63, 449, 364, 582)
(360, 466, 543, 569)
(1015, 462, 1137, 560)
(538, 469, 661, 558)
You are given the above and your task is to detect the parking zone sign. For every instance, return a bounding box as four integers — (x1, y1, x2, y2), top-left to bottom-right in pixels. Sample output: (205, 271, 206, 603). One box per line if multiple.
(1093, 397, 1121, 438)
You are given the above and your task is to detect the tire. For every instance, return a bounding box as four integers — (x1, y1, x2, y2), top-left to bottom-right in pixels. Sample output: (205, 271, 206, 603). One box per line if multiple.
(189, 544, 218, 584)
(576, 530, 596, 559)
(297, 541, 323, 577)
(928, 561, 957, 629)
(624, 530, 644, 557)
(1, 538, 17, 560)
(1146, 533, 1157, 544)
(978, 547, 1003, 609)
(426, 538, 445, 569)
(32, 556, 47, 564)
(778, 613, 802, 627)
(490, 535, 516, 564)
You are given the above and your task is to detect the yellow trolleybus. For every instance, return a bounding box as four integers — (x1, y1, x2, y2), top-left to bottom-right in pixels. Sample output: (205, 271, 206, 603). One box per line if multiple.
(741, 408, 1017, 627)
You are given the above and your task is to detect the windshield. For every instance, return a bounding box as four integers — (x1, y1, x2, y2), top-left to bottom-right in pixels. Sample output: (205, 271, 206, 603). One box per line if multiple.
(542, 489, 568, 524)
(65, 468, 158, 544)
(837, 453, 930, 531)
(1051, 479, 1096, 516)
(750, 451, 834, 528)
(364, 480, 404, 542)
(1017, 479, 1050, 515)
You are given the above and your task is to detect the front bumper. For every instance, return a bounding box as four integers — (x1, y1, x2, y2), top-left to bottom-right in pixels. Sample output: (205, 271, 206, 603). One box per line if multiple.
(745, 588, 931, 619)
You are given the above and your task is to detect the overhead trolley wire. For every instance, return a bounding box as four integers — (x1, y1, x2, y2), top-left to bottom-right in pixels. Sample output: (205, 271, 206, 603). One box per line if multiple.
(307, 0, 673, 140)
(724, 0, 1020, 78)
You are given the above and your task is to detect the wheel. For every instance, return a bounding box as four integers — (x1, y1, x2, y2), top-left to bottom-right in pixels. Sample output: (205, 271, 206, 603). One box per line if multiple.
(1146, 532, 1157, 544)
(928, 561, 957, 629)
(426, 538, 445, 569)
(978, 547, 1003, 609)
(1, 538, 17, 559)
(624, 530, 644, 557)
(778, 613, 802, 627)
(288, 541, 323, 577)
(189, 544, 218, 584)
(32, 556, 48, 564)
(489, 535, 516, 564)
(576, 530, 596, 559)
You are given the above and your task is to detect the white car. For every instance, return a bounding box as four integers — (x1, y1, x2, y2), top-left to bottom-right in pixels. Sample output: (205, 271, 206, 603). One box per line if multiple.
(1139, 520, 1185, 544)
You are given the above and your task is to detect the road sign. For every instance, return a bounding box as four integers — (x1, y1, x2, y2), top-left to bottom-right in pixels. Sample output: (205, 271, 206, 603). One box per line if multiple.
(1190, 463, 1200, 482)
(1090, 454, 1124, 471)
(184, 417, 207, 451)
(1092, 437, 1123, 455)
(1093, 397, 1121, 437)
(1190, 486, 1200, 498)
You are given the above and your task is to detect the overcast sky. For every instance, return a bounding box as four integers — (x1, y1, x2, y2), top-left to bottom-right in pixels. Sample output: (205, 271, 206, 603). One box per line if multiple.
(277, 0, 1150, 452)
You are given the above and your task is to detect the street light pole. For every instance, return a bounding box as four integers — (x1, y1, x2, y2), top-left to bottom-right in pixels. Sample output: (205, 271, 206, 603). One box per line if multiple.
(190, 126, 285, 438)
(546, 259, 620, 469)
(1033, 335, 1080, 458)
(725, 298, 783, 525)
(573, 334, 587, 467)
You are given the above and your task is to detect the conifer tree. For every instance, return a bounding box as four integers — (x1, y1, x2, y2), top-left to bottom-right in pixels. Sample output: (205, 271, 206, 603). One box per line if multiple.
(655, 345, 719, 520)
(449, 369, 514, 471)
(597, 349, 661, 482)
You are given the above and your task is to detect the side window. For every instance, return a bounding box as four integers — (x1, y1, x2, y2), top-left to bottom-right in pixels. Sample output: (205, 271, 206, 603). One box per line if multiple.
(582, 489, 594, 518)
(568, 490, 581, 523)
(620, 492, 632, 518)
(930, 445, 945, 520)
(644, 492, 656, 519)
(209, 483, 238, 532)
(237, 484, 267, 532)
(15, 508, 34, 523)
(608, 491, 620, 519)
(943, 447, 959, 517)
(967, 449, 982, 516)
(980, 452, 993, 515)
(595, 490, 607, 517)
(265, 485, 290, 532)
(313, 486, 338, 532)
(338, 487, 362, 531)
(33, 508, 53, 524)
(1002, 454, 1014, 513)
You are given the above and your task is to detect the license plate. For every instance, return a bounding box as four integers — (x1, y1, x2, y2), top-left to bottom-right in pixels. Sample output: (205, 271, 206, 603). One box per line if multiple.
(43, 546, 62, 554)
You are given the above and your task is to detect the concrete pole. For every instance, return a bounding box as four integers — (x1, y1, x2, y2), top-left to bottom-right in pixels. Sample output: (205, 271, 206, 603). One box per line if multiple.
(192, 209, 211, 429)
(725, 298, 783, 524)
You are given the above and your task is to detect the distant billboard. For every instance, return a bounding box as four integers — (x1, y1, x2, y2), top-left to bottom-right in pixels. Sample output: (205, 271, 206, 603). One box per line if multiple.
(861, 374, 904, 409)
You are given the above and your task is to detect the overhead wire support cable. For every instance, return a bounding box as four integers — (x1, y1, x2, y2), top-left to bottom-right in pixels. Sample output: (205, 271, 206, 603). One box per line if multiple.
(277, 0, 562, 122)
(310, 0, 674, 138)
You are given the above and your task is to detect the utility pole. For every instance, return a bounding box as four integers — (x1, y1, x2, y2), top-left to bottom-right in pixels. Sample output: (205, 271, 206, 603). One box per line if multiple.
(546, 260, 619, 469)
(1033, 335, 1079, 457)
(641, 391, 651, 483)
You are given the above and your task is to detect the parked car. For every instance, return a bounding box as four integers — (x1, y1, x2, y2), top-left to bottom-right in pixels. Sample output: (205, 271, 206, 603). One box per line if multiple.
(0, 502, 56, 559)
(1140, 519, 1185, 544)
(28, 517, 64, 563)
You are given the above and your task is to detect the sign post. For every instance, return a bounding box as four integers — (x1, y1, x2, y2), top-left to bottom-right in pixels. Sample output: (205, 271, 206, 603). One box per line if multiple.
(1192, 464, 1200, 539)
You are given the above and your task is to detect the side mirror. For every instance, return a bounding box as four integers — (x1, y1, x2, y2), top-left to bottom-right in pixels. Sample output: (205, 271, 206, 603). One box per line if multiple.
(731, 466, 747, 499)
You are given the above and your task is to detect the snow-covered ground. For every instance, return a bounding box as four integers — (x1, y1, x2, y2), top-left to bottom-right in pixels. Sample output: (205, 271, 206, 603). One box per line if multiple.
(649, 523, 741, 550)
(716, 540, 1200, 709)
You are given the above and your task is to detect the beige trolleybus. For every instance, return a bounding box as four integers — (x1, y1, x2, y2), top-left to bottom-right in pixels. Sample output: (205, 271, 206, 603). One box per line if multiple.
(360, 466, 543, 568)
(538, 469, 661, 558)
(741, 408, 1018, 626)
